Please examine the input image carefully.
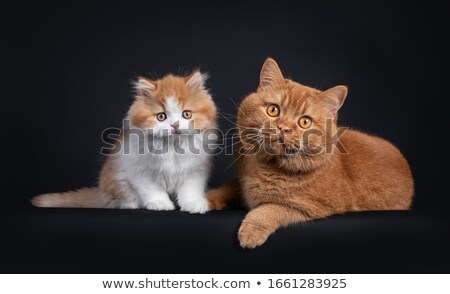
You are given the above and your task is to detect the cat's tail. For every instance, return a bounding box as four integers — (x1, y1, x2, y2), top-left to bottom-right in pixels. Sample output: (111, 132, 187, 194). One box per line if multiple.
(207, 178, 244, 210)
(31, 187, 106, 208)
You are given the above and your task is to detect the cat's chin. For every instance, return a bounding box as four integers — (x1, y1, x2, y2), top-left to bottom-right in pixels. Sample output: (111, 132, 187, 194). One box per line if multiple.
(257, 150, 324, 174)
(260, 142, 302, 157)
(277, 156, 323, 174)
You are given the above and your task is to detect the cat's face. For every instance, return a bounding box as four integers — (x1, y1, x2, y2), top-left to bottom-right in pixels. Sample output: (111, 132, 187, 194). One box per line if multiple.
(128, 71, 216, 137)
(238, 58, 347, 172)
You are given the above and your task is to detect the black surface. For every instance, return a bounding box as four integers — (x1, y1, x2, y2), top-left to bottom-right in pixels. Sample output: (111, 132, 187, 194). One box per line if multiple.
(2, 209, 449, 273)
(4, 0, 450, 273)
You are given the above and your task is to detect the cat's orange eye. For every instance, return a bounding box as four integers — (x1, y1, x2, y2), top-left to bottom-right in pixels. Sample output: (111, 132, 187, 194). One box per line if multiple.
(182, 110, 192, 119)
(156, 112, 167, 121)
(266, 104, 280, 117)
(298, 116, 312, 129)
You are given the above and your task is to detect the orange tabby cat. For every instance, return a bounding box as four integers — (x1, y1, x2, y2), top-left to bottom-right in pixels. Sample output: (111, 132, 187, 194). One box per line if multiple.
(208, 58, 414, 248)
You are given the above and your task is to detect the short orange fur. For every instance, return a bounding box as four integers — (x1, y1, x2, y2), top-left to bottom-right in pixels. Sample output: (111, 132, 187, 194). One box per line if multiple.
(208, 58, 414, 248)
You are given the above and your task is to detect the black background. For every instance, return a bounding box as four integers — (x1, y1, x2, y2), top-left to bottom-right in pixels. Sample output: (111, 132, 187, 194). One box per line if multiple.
(4, 0, 450, 273)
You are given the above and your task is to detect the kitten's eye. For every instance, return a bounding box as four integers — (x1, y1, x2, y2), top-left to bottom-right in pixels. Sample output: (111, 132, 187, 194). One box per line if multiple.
(156, 112, 167, 121)
(182, 110, 192, 119)
(266, 104, 280, 117)
(298, 116, 312, 129)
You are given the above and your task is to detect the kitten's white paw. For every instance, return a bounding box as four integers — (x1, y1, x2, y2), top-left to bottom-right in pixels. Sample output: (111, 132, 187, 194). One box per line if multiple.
(179, 197, 209, 214)
(144, 199, 175, 211)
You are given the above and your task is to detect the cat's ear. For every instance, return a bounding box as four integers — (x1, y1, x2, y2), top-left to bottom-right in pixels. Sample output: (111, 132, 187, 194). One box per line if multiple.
(259, 57, 285, 89)
(135, 77, 156, 98)
(186, 70, 208, 90)
(319, 85, 348, 117)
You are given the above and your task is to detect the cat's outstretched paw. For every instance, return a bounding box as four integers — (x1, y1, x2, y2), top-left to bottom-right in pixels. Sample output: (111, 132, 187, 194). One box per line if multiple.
(238, 222, 271, 249)
(179, 197, 209, 214)
(144, 199, 176, 211)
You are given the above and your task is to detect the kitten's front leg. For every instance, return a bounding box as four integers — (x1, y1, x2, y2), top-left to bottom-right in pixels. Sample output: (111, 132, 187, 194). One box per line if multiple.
(238, 203, 310, 249)
(134, 180, 175, 211)
(176, 172, 209, 214)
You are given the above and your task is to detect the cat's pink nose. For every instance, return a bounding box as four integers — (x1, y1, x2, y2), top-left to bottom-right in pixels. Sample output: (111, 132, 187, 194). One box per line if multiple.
(171, 121, 180, 130)
(277, 124, 291, 133)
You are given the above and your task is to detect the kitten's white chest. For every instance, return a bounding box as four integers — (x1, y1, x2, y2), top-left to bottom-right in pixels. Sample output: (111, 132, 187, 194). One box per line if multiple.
(120, 135, 209, 193)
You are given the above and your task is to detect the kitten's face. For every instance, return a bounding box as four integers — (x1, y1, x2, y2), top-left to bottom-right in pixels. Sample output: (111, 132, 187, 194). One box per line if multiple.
(128, 71, 216, 137)
(238, 58, 347, 172)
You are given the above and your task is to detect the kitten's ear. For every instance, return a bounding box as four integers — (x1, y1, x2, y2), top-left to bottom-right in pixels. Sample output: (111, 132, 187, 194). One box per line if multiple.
(186, 70, 208, 90)
(259, 57, 285, 89)
(135, 77, 156, 98)
(319, 85, 348, 117)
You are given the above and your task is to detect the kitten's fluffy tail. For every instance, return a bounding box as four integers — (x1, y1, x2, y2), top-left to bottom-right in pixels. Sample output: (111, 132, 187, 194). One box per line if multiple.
(31, 187, 105, 208)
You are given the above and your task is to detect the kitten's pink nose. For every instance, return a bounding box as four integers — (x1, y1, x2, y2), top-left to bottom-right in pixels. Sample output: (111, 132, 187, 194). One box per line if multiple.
(277, 124, 291, 133)
(171, 121, 180, 130)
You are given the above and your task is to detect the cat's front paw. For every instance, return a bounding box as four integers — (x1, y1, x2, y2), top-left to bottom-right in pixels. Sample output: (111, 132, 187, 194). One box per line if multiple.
(179, 197, 209, 214)
(144, 199, 176, 211)
(238, 221, 271, 249)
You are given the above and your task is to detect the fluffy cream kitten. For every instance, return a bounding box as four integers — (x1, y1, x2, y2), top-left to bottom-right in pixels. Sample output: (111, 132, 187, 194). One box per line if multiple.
(32, 71, 217, 213)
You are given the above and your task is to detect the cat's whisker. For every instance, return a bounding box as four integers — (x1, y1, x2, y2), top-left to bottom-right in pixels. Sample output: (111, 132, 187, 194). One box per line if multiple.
(223, 151, 247, 172)
(218, 112, 238, 118)
(217, 113, 252, 129)
(216, 134, 240, 140)
(215, 131, 261, 142)
(229, 98, 262, 126)
(240, 133, 262, 138)
(226, 140, 245, 148)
